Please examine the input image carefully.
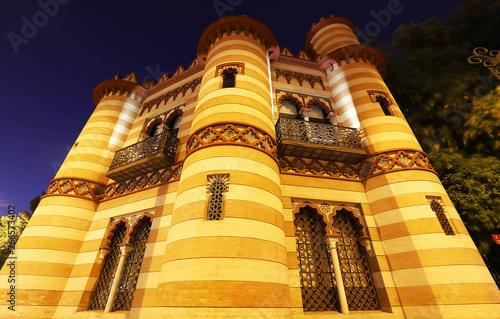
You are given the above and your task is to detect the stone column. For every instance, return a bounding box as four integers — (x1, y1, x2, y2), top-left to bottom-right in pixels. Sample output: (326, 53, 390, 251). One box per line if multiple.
(324, 235, 349, 314)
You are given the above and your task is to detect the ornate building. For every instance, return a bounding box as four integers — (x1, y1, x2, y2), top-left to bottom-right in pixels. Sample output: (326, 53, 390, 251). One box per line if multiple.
(2, 15, 500, 318)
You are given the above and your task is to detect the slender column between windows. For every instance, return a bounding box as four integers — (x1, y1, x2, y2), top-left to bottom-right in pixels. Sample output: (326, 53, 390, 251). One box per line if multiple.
(104, 244, 134, 313)
(324, 235, 349, 314)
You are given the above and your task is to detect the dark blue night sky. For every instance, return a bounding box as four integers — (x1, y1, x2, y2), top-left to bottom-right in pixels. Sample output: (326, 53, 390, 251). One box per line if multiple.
(0, 0, 462, 214)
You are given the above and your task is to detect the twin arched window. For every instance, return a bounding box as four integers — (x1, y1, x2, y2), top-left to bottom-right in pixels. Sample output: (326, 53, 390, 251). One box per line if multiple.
(89, 218, 152, 312)
(294, 206, 379, 312)
(147, 113, 182, 138)
(279, 98, 337, 124)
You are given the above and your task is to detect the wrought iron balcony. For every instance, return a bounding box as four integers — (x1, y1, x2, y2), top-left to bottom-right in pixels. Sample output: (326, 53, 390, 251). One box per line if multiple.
(275, 117, 365, 163)
(106, 131, 178, 182)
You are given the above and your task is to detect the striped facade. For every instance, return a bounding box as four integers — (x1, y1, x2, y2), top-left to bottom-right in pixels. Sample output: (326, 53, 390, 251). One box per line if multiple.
(1, 15, 499, 319)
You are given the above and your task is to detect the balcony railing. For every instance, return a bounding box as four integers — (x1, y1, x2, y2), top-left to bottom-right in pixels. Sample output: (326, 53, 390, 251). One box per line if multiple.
(275, 117, 365, 163)
(106, 131, 178, 182)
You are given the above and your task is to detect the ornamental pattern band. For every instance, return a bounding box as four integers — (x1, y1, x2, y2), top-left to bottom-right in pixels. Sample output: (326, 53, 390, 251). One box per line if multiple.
(279, 150, 435, 180)
(44, 150, 433, 201)
(45, 162, 182, 202)
(187, 123, 278, 159)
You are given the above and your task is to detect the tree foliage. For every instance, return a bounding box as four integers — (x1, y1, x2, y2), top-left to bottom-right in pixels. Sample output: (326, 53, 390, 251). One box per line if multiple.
(464, 86, 500, 155)
(29, 191, 46, 213)
(430, 152, 500, 270)
(384, 0, 500, 280)
(0, 211, 31, 269)
(385, 0, 500, 154)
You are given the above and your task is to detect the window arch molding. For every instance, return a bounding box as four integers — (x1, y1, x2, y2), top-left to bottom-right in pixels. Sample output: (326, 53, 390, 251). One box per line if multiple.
(125, 212, 154, 244)
(278, 94, 304, 111)
(102, 218, 131, 249)
(306, 99, 333, 117)
(328, 207, 368, 239)
(292, 202, 330, 234)
(143, 107, 184, 137)
(291, 202, 369, 238)
(367, 90, 395, 117)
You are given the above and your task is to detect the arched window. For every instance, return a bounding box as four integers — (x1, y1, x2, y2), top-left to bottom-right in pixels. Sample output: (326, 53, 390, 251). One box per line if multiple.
(148, 122, 163, 137)
(222, 69, 236, 88)
(331, 210, 379, 310)
(430, 200, 455, 235)
(89, 224, 127, 310)
(294, 206, 340, 312)
(376, 97, 392, 116)
(89, 217, 153, 312)
(168, 114, 182, 137)
(280, 99, 299, 116)
(309, 103, 326, 121)
(207, 175, 229, 221)
(113, 218, 152, 311)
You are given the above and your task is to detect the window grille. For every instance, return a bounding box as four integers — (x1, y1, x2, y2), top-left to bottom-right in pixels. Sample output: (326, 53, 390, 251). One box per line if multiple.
(331, 210, 380, 310)
(207, 177, 227, 221)
(113, 219, 152, 311)
(294, 206, 340, 311)
(430, 200, 455, 235)
(89, 224, 127, 310)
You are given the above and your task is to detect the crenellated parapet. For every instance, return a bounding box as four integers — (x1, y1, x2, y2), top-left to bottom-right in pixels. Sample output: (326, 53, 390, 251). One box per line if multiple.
(305, 15, 358, 58)
(318, 45, 387, 77)
(197, 15, 280, 65)
(92, 74, 148, 106)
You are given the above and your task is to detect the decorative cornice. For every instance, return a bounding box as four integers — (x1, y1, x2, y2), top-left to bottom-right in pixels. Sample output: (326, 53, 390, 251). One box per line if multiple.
(359, 150, 435, 179)
(139, 77, 201, 116)
(318, 45, 387, 77)
(279, 150, 436, 180)
(187, 123, 278, 160)
(197, 15, 280, 66)
(93, 79, 148, 106)
(44, 162, 182, 202)
(45, 178, 105, 201)
(275, 68, 326, 90)
(146, 64, 203, 96)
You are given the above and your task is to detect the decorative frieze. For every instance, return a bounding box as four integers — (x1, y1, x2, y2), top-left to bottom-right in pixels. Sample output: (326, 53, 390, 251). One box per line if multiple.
(45, 163, 182, 202)
(187, 123, 278, 159)
(139, 78, 201, 116)
(275, 68, 325, 90)
(279, 150, 436, 180)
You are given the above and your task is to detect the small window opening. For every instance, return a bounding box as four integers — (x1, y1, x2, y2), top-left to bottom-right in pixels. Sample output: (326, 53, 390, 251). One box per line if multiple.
(168, 114, 182, 137)
(309, 103, 326, 120)
(149, 122, 162, 137)
(207, 177, 228, 221)
(222, 70, 236, 88)
(430, 200, 455, 235)
(377, 97, 391, 116)
(280, 99, 299, 117)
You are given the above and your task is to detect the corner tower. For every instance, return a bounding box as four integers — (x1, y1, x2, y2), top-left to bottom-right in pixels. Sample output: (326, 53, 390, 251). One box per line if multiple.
(155, 16, 291, 317)
(0, 75, 145, 317)
(306, 15, 500, 318)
